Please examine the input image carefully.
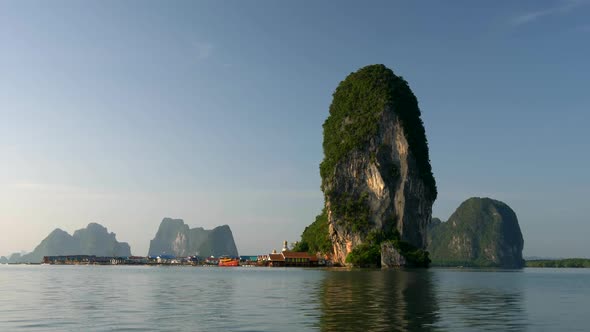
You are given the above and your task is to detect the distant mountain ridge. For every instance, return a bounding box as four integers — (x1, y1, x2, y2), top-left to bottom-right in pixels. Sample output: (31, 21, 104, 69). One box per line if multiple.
(5, 223, 131, 263)
(148, 218, 238, 257)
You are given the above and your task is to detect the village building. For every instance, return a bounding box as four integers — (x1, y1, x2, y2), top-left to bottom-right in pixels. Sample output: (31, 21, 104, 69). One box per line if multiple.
(265, 241, 319, 267)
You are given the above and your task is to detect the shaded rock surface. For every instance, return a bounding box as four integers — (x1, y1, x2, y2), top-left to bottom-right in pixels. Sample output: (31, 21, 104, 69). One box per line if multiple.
(427, 197, 525, 268)
(8, 253, 22, 263)
(8, 223, 131, 263)
(320, 64, 436, 265)
(148, 218, 238, 257)
(381, 242, 407, 267)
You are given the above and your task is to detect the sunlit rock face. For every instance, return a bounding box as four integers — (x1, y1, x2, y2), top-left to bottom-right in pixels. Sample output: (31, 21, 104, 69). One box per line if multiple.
(148, 218, 238, 257)
(321, 65, 436, 265)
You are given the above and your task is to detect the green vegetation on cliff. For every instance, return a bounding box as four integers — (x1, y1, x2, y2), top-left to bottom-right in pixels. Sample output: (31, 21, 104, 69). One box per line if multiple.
(330, 192, 371, 233)
(428, 197, 524, 268)
(345, 230, 430, 267)
(320, 64, 436, 200)
(293, 210, 332, 254)
(345, 242, 381, 267)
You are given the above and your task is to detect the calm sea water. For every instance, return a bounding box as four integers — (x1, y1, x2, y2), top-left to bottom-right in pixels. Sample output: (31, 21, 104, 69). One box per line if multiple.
(0, 265, 588, 331)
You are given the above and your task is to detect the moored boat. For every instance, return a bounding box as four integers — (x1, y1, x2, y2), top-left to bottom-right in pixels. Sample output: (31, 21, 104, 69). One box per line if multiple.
(204, 256, 219, 266)
(218, 257, 239, 267)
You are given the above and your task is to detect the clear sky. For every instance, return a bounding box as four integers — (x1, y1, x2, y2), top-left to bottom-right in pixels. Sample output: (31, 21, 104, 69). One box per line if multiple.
(1, 0, 589, 258)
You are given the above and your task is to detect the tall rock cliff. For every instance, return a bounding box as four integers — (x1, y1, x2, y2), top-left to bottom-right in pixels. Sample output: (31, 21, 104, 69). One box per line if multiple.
(320, 64, 436, 265)
(427, 197, 525, 268)
(9, 223, 131, 263)
(148, 218, 239, 257)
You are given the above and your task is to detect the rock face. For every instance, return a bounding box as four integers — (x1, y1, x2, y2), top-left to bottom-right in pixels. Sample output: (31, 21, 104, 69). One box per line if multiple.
(8, 253, 23, 263)
(428, 197, 525, 268)
(9, 223, 131, 263)
(148, 218, 238, 257)
(72, 223, 132, 257)
(381, 242, 407, 267)
(320, 64, 436, 265)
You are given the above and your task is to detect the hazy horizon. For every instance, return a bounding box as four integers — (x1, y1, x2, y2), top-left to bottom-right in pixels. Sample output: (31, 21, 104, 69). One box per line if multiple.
(2, 1, 589, 258)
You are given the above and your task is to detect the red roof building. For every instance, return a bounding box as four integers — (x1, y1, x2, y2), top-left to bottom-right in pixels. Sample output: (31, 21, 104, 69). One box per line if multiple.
(266, 249, 318, 267)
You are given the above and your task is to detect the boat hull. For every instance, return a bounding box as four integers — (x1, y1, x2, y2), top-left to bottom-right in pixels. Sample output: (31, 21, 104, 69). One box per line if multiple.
(218, 259, 239, 267)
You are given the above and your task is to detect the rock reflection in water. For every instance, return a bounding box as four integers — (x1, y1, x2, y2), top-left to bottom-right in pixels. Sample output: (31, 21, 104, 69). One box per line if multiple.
(434, 270, 527, 331)
(319, 269, 439, 332)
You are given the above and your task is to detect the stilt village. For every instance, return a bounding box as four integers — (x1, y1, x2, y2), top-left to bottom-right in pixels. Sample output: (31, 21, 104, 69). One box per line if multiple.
(42, 241, 332, 267)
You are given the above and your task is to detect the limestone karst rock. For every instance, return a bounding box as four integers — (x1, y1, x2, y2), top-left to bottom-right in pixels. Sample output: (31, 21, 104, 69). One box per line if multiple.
(8, 223, 131, 263)
(320, 64, 436, 265)
(148, 218, 239, 257)
(428, 197, 525, 268)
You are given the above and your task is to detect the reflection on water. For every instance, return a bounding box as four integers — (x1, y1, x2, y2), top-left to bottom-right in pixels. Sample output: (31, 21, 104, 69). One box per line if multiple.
(433, 270, 527, 331)
(319, 269, 438, 331)
(450, 288, 524, 330)
(318, 268, 530, 331)
(1, 265, 589, 331)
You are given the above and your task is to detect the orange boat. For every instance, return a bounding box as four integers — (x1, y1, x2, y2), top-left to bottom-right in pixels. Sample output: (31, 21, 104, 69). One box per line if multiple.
(218, 257, 239, 267)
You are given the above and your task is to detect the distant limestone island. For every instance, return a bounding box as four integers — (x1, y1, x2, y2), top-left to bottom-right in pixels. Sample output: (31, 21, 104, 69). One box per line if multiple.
(290, 64, 528, 269)
(2, 223, 131, 264)
(1, 218, 239, 264)
(148, 218, 239, 258)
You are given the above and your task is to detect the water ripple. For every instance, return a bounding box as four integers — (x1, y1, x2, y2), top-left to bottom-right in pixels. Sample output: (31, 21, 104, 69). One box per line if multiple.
(1, 265, 589, 331)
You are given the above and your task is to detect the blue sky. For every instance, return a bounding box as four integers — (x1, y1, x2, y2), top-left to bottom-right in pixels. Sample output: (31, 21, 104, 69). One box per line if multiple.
(1, 0, 589, 257)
